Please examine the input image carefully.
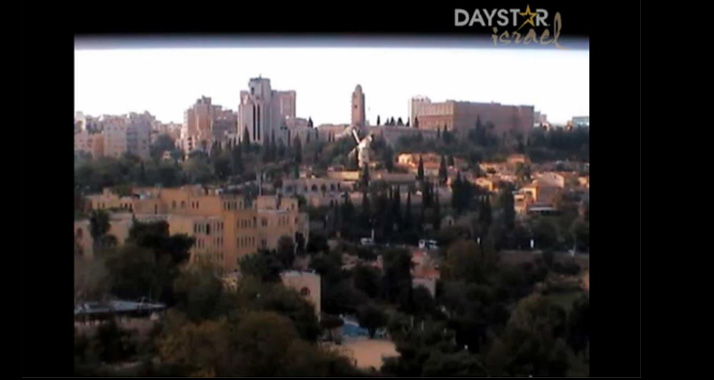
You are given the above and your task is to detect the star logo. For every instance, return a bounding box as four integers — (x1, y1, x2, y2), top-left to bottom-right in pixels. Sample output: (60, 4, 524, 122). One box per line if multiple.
(518, 5, 537, 31)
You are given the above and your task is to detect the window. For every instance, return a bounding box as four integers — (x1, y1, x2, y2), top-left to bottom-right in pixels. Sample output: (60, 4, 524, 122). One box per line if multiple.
(300, 287, 310, 296)
(262, 218, 268, 227)
(181, 201, 186, 208)
(172, 201, 176, 209)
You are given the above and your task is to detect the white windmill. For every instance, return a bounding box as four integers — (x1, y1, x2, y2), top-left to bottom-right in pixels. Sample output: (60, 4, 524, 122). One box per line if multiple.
(349, 127, 374, 169)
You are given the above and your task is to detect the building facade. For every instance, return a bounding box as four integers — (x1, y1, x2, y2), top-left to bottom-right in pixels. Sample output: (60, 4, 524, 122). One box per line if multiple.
(351, 85, 366, 128)
(280, 270, 321, 317)
(84, 186, 307, 273)
(238, 77, 295, 146)
(180, 97, 236, 153)
(409, 97, 534, 137)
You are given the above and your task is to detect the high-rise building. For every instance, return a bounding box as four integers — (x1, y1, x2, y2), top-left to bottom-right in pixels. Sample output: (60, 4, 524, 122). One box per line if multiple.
(238, 77, 296, 146)
(181, 97, 236, 152)
(126, 112, 153, 158)
(351, 84, 366, 128)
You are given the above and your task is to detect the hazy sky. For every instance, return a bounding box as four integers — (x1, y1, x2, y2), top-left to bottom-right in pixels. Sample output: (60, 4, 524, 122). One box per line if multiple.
(75, 43, 589, 125)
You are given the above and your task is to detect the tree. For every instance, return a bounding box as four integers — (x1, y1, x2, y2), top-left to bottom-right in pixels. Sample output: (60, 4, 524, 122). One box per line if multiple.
(173, 262, 234, 322)
(441, 240, 498, 284)
(105, 244, 158, 301)
(295, 135, 302, 165)
(403, 190, 414, 233)
(414, 117, 419, 129)
(361, 190, 372, 231)
(360, 164, 370, 189)
(377, 115, 381, 126)
(89, 209, 110, 239)
(438, 155, 448, 185)
(320, 314, 344, 342)
(242, 126, 251, 151)
(213, 152, 231, 181)
(151, 133, 177, 160)
(89, 209, 111, 254)
(488, 294, 570, 377)
(353, 264, 382, 299)
(432, 189, 441, 231)
(478, 197, 492, 232)
(398, 117, 404, 126)
(412, 285, 436, 317)
(357, 303, 387, 338)
(230, 144, 244, 176)
(184, 155, 215, 184)
(437, 126, 442, 140)
(276, 235, 296, 269)
(566, 295, 590, 354)
(238, 250, 284, 283)
(498, 186, 516, 232)
(308, 117, 314, 128)
(381, 248, 413, 305)
(417, 155, 425, 182)
(258, 283, 322, 342)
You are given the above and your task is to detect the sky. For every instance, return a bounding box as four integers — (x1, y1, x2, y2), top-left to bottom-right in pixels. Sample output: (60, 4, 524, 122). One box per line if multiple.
(74, 40, 589, 125)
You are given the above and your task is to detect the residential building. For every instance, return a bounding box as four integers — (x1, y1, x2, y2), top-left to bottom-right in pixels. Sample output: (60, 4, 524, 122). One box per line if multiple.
(84, 186, 307, 273)
(238, 77, 296, 146)
(180, 97, 236, 153)
(74, 131, 104, 158)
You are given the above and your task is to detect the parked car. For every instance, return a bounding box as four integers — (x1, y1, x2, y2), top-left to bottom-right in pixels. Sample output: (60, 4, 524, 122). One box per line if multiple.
(360, 237, 375, 246)
(418, 239, 438, 250)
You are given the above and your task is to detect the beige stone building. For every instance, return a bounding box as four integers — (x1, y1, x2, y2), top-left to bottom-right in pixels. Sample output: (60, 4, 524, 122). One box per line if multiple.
(180, 96, 237, 153)
(84, 186, 307, 273)
(351, 85, 366, 128)
(280, 270, 321, 317)
(409, 97, 534, 137)
(74, 131, 104, 158)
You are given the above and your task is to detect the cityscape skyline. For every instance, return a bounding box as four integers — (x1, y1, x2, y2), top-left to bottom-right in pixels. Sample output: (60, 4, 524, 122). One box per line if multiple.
(75, 46, 589, 125)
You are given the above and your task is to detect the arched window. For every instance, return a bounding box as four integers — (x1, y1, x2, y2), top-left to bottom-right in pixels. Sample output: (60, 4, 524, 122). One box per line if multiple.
(330, 184, 336, 191)
(300, 287, 310, 296)
(311, 184, 318, 192)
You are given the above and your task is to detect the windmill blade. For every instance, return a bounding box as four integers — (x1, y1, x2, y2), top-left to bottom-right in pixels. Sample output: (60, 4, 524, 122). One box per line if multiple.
(351, 129, 361, 145)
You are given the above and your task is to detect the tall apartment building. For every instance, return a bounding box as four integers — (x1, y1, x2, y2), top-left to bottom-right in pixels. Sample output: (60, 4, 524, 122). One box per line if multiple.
(84, 186, 308, 273)
(409, 97, 534, 137)
(181, 96, 236, 153)
(95, 113, 152, 159)
(126, 112, 153, 158)
(74, 131, 104, 158)
(238, 77, 296, 146)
